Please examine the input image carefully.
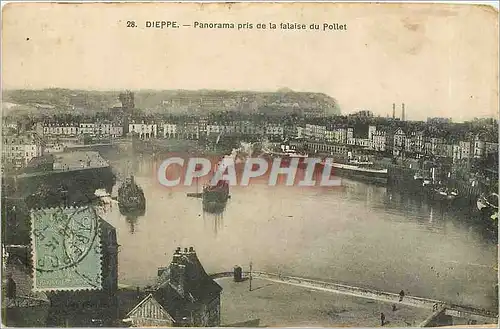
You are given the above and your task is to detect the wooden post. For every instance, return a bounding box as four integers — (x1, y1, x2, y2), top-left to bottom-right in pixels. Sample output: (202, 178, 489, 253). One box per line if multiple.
(249, 262, 253, 292)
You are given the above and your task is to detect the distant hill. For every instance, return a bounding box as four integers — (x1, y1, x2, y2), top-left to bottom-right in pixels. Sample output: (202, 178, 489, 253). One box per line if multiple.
(2, 88, 341, 117)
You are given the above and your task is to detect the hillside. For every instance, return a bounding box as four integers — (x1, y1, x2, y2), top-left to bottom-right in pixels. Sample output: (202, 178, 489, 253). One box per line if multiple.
(2, 89, 341, 117)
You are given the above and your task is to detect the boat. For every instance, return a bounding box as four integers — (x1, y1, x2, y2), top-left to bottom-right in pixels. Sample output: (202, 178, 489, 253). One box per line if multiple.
(117, 176, 146, 212)
(201, 154, 233, 212)
(264, 146, 310, 169)
(477, 193, 499, 211)
(94, 188, 115, 204)
(477, 193, 499, 223)
(203, 179, 230, 205)
(321, 160, 388, 185)
(413, 171, 425, 181)
(202, 177, 230, 214)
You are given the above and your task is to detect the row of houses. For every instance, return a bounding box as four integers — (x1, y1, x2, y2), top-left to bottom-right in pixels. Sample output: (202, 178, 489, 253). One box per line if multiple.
(41, 122, 124, 138)
(302, 124, 498, 161)
(39, 121, 287, 140)
(40, 121, 499, 159)
(5, 120, 497, 170)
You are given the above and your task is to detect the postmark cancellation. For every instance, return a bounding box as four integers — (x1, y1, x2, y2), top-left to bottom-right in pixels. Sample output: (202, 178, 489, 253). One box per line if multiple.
(30, 206, 103, 292)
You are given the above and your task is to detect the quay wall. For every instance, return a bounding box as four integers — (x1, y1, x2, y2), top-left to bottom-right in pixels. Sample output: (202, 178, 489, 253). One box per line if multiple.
(386, 164, 483, 204)
(418, 306, 450, 327)
(210, 271, 498, 324)
(12, 166, 116, 209)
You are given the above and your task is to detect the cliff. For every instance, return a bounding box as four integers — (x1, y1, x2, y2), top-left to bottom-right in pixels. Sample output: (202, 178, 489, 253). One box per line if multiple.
(3, 88, 341, 116)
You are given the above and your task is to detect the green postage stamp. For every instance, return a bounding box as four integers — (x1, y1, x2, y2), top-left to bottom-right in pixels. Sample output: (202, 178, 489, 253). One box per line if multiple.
(31, 206, 102, 291)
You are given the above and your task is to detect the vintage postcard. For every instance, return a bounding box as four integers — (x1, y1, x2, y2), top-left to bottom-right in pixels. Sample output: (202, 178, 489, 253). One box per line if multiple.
(1, 1, 499, 327)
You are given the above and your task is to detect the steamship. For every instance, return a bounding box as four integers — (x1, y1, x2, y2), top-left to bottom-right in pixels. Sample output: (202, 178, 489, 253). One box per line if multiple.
(319, 157, 388, 185)
(117, 175, 146, 213)
(202, 156, 232, 212)
(264, 144, 309, 168)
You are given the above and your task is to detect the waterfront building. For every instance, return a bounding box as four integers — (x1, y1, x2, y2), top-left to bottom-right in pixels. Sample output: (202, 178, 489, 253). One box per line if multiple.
(43, 123, 78, 136)
(241, 120, 261, 136)
(393, 127, 407, 157)
(163, 123, 178, 138)
(222, 123, 236, 135)
(333, 126, 347, 144)
(178, 122, 200, 140)
(325, 129, 335, 143)
(371, 131, 387, 152)
(206, 123, 222, 136)
(306, 141, 349, 155)
(485, 141, 499, 155)
(2, 132, 44, 169)
(3, 120, 19, 133)
(410, 131, 425, 155)
(368, 125, 377, 141)
(198, 118, 208, 137)
(129, 122, 158, 139)
(424, 137, 444, 156)
(404, 132, 414, 154)
(96, 122, 112, 137)
(355, 138, 370, 148)
(296, 126, 305, 139)
(126, 247, 222, 327)
(472, 134, 486, 158)
(265, 123, 284, 139)
(452, 144, 461, 163)
(79, 123, 97, 136)
(441, 144, 454, 159)
(110, 125, 124, 138)
(283, 124, 298, 140)
(347, 127, 356, 145)
(305, 124, 326, 141)
(459, 141, 472, 159)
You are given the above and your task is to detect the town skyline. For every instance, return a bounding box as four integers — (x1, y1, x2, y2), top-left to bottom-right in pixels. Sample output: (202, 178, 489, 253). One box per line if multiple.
(2, 87, 498, 123)
(2, 3, 498, 122)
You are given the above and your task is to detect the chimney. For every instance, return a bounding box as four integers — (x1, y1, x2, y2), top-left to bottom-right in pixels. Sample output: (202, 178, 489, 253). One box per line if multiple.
(6, 274, 16, 299)
(187, 247, 197, 261)
(169, 248, 187, 297)
(401, 103, 405, 121)
(177, 264, 186, 297)
(172, 254, 181, 264)
(392, 103, 395, 119)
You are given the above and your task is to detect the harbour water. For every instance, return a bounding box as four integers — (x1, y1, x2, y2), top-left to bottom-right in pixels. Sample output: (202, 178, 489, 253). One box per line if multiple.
(97, 145, 497, 311)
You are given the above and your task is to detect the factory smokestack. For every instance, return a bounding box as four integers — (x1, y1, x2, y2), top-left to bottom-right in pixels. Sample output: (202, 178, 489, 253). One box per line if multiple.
(392, 103, 395, 119)
(401, 103, 406, 121)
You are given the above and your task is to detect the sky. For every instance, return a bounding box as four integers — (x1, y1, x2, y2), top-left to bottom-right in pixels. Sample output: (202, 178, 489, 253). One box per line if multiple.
(1, 2, 498, 121)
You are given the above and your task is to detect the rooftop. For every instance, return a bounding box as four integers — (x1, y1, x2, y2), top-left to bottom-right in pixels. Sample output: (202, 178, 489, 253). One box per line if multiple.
(52, 151, 109, 170)
(128, 247, 222, 321)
